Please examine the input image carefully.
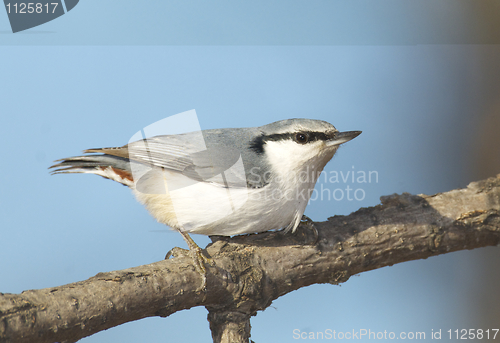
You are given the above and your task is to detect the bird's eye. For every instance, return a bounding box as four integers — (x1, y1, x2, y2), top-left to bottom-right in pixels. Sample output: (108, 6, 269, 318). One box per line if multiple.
(295, 132, 309, 144)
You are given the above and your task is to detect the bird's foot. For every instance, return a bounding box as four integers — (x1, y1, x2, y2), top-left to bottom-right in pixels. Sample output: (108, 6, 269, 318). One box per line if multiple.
(174, 230, 215, 291)
(298, 215, 319, 245)
(165, 246, 213, 291)
(190, 246, 215, 289)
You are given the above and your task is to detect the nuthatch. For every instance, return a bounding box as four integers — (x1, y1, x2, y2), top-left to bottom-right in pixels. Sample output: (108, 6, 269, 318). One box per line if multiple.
(51, 118, 360, 287)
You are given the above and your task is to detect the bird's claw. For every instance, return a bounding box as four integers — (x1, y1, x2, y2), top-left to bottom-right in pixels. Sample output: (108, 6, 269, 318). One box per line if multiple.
(299, 215, 319, 245)
(165, 245, 214, 291)
(173, 230, 215, 291)
(165, 247, 190, 260)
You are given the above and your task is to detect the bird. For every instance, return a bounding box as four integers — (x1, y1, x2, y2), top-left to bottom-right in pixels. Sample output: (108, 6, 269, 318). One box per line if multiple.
(50, 118, 361, 287)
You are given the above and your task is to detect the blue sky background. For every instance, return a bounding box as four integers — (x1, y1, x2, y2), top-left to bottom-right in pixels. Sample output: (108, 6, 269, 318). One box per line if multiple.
(1, 1, 500, 342)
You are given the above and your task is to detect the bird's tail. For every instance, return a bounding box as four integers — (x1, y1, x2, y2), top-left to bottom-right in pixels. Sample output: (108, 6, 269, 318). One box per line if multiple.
(49, 149, 134, 186)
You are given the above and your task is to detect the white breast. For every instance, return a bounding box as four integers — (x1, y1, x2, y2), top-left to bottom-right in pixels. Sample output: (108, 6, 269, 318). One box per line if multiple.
(133, 139, 335, 236)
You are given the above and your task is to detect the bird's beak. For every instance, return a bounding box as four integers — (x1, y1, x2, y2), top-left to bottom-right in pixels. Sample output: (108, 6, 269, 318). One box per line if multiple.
(326, 131, 362, 146)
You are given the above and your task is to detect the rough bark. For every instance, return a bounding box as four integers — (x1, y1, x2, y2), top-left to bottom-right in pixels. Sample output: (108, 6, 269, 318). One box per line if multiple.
(1, 175, 500, 343)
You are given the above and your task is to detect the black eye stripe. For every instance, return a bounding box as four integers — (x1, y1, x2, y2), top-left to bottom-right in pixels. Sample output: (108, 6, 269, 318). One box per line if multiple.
(249, 131, 336, 154)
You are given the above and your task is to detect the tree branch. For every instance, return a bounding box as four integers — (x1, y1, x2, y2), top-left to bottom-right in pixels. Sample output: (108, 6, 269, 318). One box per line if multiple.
(2, 175, 500, 343)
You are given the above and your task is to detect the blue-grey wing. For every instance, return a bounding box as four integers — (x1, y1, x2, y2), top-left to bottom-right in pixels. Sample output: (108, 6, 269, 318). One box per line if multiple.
(126, 132, 247, 188)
